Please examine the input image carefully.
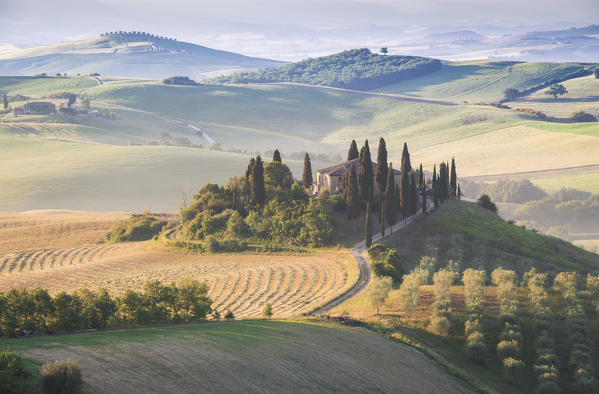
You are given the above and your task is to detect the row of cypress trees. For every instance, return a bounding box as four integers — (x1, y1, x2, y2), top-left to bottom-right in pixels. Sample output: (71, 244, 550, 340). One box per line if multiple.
(342, 138, 451, 246)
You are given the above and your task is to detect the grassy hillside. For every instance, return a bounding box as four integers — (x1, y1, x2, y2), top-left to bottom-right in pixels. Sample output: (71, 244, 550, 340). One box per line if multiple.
(377, 60, 591, 103)
(383, 200, 599, 275)
(1, 73, 598, 211)
(0, 321, 472, 393)
(0, 34, 283, 80)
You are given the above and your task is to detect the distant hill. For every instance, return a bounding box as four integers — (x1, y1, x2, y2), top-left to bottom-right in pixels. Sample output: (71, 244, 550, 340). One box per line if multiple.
(0, 31, 284, 80)
(210, 48, 442, 91)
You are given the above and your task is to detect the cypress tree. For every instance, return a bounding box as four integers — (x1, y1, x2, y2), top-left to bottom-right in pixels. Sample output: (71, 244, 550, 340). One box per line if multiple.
(375, 138, 388, 195)
(385, 163, 397, 228)
(432, 164, 439, 208)
(439, 162, 449, 202)
(302, 153, 313, 188)
(346, 166, 361, 221)
(246, 157, 255, 178)
(410, 172, 418, 215)
(399, 143, 412, 216)
(250, 156, 265, 205)
(365, 201, 372, 247)
(2, 94, 7, 110)
(273, 149, 282, 163)
(347, 139, 359, 161)
(358, 140, 373, 202)
(418, 163, 424, 188)
(457, 184, 462, 200)
(380, 203, 385, 237)
(450, 157, 457, 198)
(422, 181, 427, 214)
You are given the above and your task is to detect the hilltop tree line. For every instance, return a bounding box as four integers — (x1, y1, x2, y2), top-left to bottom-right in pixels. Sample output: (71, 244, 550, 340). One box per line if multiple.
(211, 49, 442, 91)
(100, 31, 177, 41)
(341, 138, 459, 246)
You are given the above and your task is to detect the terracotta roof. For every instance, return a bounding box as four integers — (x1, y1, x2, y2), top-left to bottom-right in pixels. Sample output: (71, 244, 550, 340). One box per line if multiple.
(317, 159, 401, 177)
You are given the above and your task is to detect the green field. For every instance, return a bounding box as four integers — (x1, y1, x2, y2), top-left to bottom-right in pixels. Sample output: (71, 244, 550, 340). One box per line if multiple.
(0, 320, 472, 393)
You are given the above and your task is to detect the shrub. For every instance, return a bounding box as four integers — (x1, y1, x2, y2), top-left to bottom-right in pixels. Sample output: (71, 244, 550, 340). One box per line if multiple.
(503, 357, 525, 380)
(571, 110, 597, 122)
(428, 315, 450, 337)
(497, 340, 520, 359)
(106, 215, 167, 243)
(224, 310, 235, 320)
(41, 359, 82, 394)
(0, 349, 33, 393)
(516, 108, 549, 120)
(162, 76, 197, 86)
(398, 268, 428, 312)
(477, 194, 497, 212)
(262, 303, 273, 318)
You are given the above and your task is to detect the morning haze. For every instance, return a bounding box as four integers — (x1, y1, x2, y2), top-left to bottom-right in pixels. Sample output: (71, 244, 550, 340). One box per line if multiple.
(0, 1, 598, 393)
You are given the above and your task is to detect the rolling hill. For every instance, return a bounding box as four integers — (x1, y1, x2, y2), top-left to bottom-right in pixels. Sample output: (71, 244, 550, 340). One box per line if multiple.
(0, 53, 598, 212)
(0, 32, 284, 80)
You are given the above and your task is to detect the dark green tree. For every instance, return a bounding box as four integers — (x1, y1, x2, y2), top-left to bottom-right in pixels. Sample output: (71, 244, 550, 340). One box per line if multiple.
(450, 157, 457, 198)
(380, 47, 388, 55)
(2, 94, 7, 110)
(380, 203, 385, 237)
(399, 143, 412, 216)
(365, 201, 372, 247)
(503, 88, 519, 101)
(545, 84, 567, 99)
(245, 157, 255, 179)
(422, 182, 428, 214)
(375, 138, 388, 195)
(438, 162, 449, 202)
(418, 163, 424, 188)
(400, 142, 412, 173)
(410, 172, 418, 215)
(272, 149, 282, 163)
(595, 68, 599, 79)
(346, 166, 361, 221)
(432, 164, 439, 208)
(250, 156, 265, 205)
(302, 153, 313, 188)
(347, 139, 359, 161)
(457, 184, 462, 200)
(384, 163, 397, 227)
(358, 140, 374, 202)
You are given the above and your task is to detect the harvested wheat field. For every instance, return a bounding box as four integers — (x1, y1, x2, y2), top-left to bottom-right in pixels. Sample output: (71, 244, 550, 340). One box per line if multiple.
(3, 320, 472, 393)
(0, 210, 129, 254)
(0, 244, 357, 317)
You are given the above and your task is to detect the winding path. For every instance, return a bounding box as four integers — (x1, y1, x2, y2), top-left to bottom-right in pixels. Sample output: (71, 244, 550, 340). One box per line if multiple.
(310, 207, 428, 315)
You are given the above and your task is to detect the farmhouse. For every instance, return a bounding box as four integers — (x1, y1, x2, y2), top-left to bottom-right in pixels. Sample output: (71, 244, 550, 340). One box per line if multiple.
(315, 158, 401, 193)
(24, 101, 56, 114)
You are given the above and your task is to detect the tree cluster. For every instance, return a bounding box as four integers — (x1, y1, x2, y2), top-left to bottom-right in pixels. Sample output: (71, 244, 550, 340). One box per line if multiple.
(524, 269, 561, 393)
(0, 278, 212, 337)
(180, 153, 335, 248)
(162, 76, 197, 86)
(428, 268, 455, 337)
(553, 272, 597, 393)
(462, 269, 487, 362)
(367, 244, 404, 283)
(491, 268, 525, 381)
(106, 214, 167, 243)
(211, 49, 441, 91)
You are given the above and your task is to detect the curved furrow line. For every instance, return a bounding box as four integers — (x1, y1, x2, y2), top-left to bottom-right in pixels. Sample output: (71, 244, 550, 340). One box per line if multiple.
(76, 246, 97, 265)
(85, 246, 107, 262)
(235, 267, 275, 318)
(11, 250, 35, 273)
(207, 275, 230, 308)
(270, 264, 306, 310)
(91, 245, 116, 261)
(278, 262, 320, 314)
(70, 247, 92, 266)
(230, 267, 267, 316)
(55, 248, 78, 267)
(0, 253, 14, 274)
(288, 263, 329, 313)
(220, 269, 255, 314)
(27, 249, 49, 271)
(209, 274, 234, 309)
(39, 249, 60, 271)
(241, 265, 290, 317)
(212, 272, 241, 311)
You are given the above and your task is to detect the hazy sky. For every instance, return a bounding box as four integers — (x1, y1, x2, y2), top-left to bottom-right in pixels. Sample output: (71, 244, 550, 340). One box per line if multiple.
(1, 0, 597, 59)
